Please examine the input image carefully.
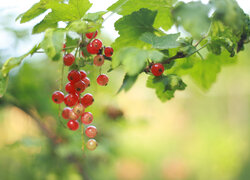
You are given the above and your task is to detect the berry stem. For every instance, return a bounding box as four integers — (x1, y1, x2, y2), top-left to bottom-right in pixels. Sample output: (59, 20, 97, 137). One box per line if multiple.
(81, 123, 85, 151)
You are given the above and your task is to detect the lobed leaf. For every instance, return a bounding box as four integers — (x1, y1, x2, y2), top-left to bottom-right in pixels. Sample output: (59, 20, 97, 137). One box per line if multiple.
(117, 74, 138, 93)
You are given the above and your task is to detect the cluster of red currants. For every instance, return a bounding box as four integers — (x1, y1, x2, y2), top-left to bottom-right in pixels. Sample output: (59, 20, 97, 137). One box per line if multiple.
(51, 30, 113, 151)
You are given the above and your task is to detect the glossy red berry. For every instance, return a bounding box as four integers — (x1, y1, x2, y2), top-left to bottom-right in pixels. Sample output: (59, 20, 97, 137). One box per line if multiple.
(97, 74, 109, 86)
(67, 120, 79, 131)
(73, 103, 85, 116)
(81, 112, 93, 125)
(87, 42, 99, 54)
(65, 82, 76, 94)
(85, 125, 97, 138)
(93, 55, 104, 66)
(86, 139, 97, 151)
(81, 93, 94, 107)
(104, 47, 113, 57)
(64, 93, 79, 107)
(52, 91, 64, 104)
(67, 70, 81, 83)
(79, 70, 87, 80)
(92, 39, 102, 50)
(82, 77, 90, 87)
(63, 53, 75, 66)
(151, 63, 164, 76)
(74, 80, 86, 93)
(62, 107, 71, 119)
(85, 31, 98, 39)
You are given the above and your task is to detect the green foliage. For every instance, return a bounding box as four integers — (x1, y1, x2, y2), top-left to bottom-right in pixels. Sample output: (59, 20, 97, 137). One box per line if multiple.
(40, 29, 64, 61)
(117, 74, 138, 93)
(172, 1, 211, 39)
(0, 72, 8, 98)
(147, 74, 186, 102)
(107, 0, 176, 30)
(112, 47, 163, 75)
(140, 32, 180, 49)
(113, 8, 157, 49)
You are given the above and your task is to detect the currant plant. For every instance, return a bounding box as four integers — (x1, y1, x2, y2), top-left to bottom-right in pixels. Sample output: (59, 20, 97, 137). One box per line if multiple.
(0, 0, 249, 151)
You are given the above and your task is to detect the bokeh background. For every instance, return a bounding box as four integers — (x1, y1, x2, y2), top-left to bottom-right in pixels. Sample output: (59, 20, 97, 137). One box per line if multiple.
(0, 0, 250, 180)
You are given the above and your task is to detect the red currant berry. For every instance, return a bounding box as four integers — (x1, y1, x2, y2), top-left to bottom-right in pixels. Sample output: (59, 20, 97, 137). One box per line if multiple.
(85, 125, 97, 138)
(69, 110, 79, 120)
(86, 139, 97, 151)
(73, 103, 85, 116)
(82, 77, 90, 87)
(104, 47, 113, 57)
(52, 91, 64, 104)
(81, 51, 84, 57)
(64, 93, 79, 107)
(74, 80, 86, 94)
(97, 74, 109, 86)
(81, 93, 94, 107)
(92, 39, 102, 50)
(63, 43, 66, 51)
(81, 112, 93, 125)
(65, 82, 76, 94)
(93, 55, 104, 66)
(151, 63, 164, 76)
(67, 70, 81, 83)
(62, 107, 71, 119)
(63, 53, 75, 66)
(87, 43, 99, 54)
(67, 120, 79, 131)
(85, 30, 98, 39)
(79, 70, 87, 80)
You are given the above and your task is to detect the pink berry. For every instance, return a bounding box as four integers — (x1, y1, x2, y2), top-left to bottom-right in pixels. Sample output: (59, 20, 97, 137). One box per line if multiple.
(151, 63, 164, 76)
(93, 55, 104, 66)
(52, 91, 64, 104)
(73, 103, 85, 116)
(67, 120, 79, 131)
(85, 125, 97, 138)
(97, 74, 109, 86)
(64, 93, 79, 107)
(85, 31, 98, 39)
(63, 54, 75, 66)
(104, 47, 113, 57)
(86, 139, 97, 151)
(81, 93, 94, 107)
(67, 70, 81, 83)
(81, 112, 93, 125)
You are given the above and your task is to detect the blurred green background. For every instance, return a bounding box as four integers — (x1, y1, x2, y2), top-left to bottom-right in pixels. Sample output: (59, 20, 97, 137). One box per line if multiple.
(1, 7, 250, 180)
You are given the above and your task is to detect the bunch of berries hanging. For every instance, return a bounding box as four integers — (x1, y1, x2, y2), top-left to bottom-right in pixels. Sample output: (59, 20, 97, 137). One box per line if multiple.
(51, 30, 113, 151)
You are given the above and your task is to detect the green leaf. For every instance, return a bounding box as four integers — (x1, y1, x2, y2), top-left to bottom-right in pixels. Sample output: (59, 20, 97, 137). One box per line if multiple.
(40, 29, 64, 61)
(108, 0, 176, 30)
(65, 34, 79, 53)
(113, 8, 157, 50)
(0, 71, 9, 98)
(32, 17, 58, 34)
(1, 45, 40, 76)
(67, 20, 87, 34)
(83, 11, 106, 22)
(140, 32, 180, 49)
(117, 74, 138, 93)
(168, 52, 237, 90)
(146, 74, 186, 102)
(172, 1, 211, 38)
(112, 47, 164, 75)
